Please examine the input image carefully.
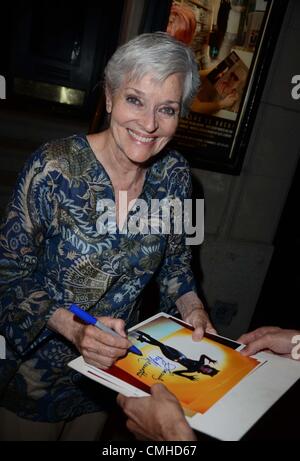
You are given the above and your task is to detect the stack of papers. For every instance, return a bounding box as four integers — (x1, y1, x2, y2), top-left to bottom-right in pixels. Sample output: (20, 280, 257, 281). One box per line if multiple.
(69, 313, 300, 440)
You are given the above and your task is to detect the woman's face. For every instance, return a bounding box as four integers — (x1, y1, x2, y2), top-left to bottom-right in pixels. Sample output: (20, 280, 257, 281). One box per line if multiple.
(106, 73, 183, 165)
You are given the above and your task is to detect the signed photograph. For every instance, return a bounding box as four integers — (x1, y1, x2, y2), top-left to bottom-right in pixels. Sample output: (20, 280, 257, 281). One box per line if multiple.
(97, 314, 260, 415)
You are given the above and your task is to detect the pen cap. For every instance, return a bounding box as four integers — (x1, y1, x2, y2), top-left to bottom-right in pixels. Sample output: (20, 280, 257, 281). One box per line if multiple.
(69, 304, 97, 325)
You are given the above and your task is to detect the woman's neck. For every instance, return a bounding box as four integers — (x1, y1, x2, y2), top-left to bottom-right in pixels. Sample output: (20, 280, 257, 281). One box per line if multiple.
(88, 130, 146, 191)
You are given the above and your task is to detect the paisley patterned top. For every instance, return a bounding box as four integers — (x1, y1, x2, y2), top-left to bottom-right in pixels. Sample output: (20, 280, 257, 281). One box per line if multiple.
(0, 134, 196, 422)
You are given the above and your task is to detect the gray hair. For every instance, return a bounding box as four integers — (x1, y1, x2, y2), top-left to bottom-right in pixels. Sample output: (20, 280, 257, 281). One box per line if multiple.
(104, 32, 200, 116)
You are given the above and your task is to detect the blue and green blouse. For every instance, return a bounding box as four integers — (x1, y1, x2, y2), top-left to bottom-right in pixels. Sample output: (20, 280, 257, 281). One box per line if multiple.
(0, 134, 196, 422)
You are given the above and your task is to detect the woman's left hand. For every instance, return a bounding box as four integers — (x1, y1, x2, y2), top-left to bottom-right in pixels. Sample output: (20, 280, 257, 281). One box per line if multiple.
(183, 305, 216, 341)
(176, 292, 216, 341)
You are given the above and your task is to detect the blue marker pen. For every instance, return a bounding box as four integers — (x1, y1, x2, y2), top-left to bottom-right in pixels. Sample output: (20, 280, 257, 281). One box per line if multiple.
(69, 304, 143, 356)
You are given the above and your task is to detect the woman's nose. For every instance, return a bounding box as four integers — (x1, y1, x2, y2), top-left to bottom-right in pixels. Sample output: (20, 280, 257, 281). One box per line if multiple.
(139, 108, 158, 133)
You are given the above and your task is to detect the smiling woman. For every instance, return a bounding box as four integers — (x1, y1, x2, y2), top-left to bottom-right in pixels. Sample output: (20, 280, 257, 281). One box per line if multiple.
(103, 73, 182, 166)
(0, 32, 215, 441)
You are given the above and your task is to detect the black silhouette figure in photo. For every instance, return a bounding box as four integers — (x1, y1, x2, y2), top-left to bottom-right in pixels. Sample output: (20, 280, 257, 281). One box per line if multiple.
(135, 330, 219, 381)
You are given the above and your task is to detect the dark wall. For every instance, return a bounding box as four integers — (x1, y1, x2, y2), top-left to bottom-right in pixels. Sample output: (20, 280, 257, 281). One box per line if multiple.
(251, 158, 300, 330)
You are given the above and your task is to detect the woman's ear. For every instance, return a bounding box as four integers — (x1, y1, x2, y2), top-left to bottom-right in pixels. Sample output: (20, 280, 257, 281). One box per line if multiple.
(105, 86, 112, 114)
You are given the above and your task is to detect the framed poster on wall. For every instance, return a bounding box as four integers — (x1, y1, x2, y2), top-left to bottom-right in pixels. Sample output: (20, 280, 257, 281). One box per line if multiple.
(166, 0, 287, 174)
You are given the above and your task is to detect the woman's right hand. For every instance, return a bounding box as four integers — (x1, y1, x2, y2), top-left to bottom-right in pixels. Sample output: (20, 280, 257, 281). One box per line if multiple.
(73, 316, 131, 369)
(48, 308, 130, 369)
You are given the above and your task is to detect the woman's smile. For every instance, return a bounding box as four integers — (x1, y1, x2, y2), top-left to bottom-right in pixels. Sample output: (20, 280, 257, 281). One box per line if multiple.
(127, 128, 158, 145)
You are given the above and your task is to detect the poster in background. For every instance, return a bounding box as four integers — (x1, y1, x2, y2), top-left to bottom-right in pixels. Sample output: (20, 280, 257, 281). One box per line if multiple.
(166, 0, 286, 174)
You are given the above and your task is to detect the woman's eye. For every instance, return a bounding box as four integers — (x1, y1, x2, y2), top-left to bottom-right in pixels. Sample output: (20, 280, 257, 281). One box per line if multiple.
(126, 96, 142, 106)
(159, 106, 176, 116)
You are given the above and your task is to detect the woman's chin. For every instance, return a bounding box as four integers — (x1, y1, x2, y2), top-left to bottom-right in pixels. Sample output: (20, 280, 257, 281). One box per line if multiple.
(124, 148, 159, 165)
